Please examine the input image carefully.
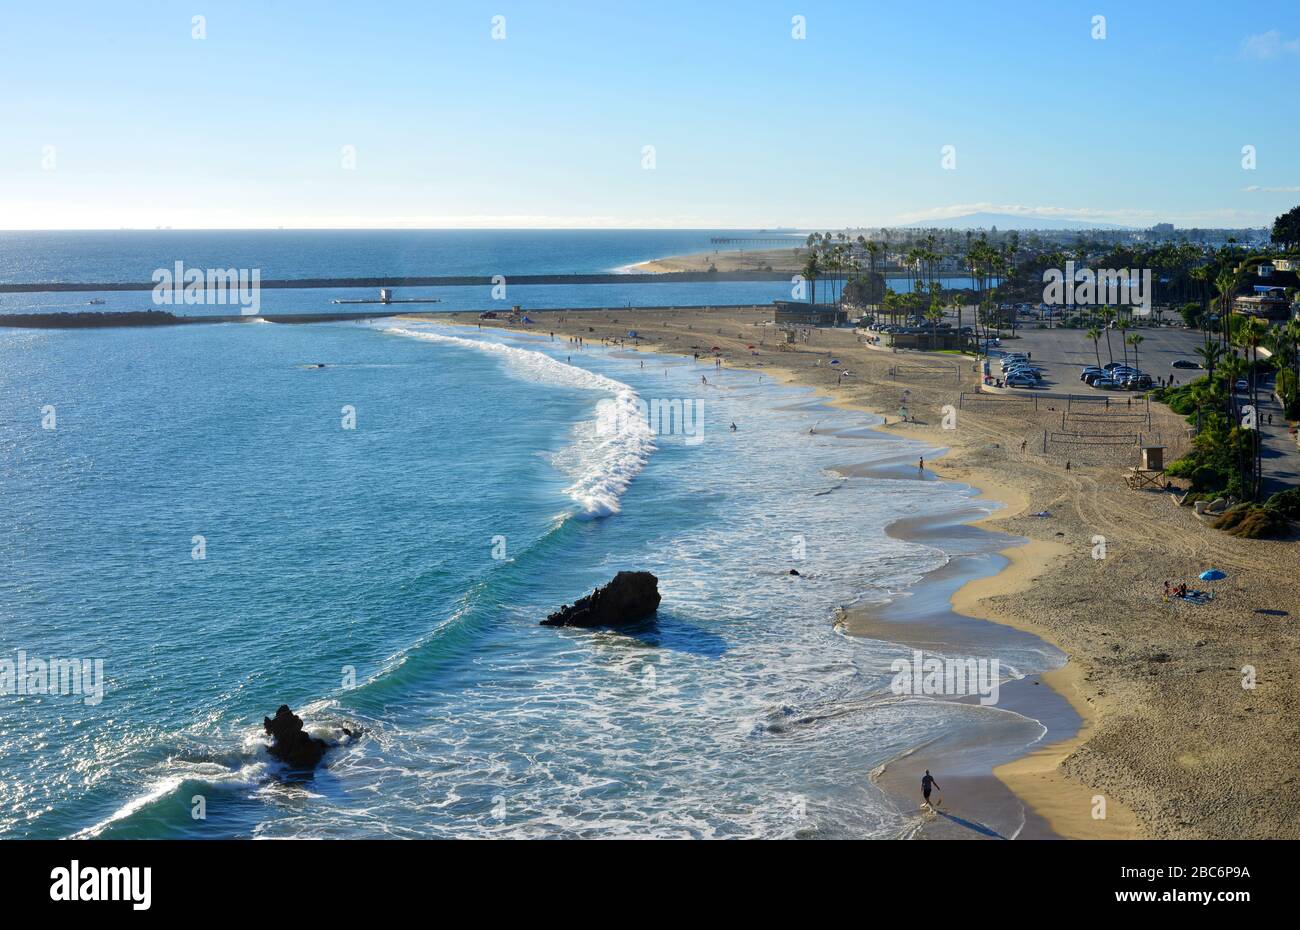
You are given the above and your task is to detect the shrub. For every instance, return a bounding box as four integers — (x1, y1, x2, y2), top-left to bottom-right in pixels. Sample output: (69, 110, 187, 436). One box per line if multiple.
(1264, 488, 1300, 520)
(1213, 504, 1288, 539)
(1189, 464, 1228, 492)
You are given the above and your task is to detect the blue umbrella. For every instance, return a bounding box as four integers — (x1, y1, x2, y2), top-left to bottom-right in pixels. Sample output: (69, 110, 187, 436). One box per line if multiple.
(1199, 569, 1226, 581)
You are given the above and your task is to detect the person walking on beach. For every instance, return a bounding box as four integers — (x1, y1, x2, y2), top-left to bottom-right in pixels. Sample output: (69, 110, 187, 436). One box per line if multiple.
(921, 770, 941, 809)
(918, 456, 925, 472)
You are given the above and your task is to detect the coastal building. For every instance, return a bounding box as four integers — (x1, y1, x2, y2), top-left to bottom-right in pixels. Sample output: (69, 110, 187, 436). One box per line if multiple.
(773, 300, 849, 327)
(1234, 287, 1292, 320)
(1233, 262, 1299, 320)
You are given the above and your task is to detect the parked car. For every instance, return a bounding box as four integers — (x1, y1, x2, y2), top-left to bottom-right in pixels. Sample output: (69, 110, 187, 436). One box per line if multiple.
(1006, 368, 1042, 382)
(1093, 378, 1121, 389)
(1235, 379, 1249, 392)
(1172, 359, 1200, 369)
(1122, 375, 1153, 389)
(1005, 373, 1037, 387)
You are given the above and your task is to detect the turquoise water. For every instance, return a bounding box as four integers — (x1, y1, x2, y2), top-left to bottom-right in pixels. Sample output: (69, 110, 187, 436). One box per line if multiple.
(0, 319, 1055, 838)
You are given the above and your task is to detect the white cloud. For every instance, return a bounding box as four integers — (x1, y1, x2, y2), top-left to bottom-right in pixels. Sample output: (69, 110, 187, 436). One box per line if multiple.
(1243, 185, 1300, 193)
(1241, 30, 1300, 60)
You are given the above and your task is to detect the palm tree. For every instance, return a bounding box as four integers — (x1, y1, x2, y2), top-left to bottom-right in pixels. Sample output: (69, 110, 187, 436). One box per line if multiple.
(1215, 267, 1239, 354)
(1190, 264, 1211, 332)
(924, 299, 943, 350)
(1086, 327, 1103, 369)
(1195, 339, 1222, 386)
(1126, 333, 1144, 374)
(865, 241, 883, 310)
(905, 247, 922, 310)
(1285, 317, 1300, 384)
(882, 289, 899, 328)
(1118, 319, 1131, 367)
(1237, 316, 1268, 497)
(1100, 307, 1116, 363)
(801, 251, 820, 305)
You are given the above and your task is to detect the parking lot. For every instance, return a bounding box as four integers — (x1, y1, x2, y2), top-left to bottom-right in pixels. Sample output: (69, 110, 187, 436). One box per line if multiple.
(984, 322, 1208, 395)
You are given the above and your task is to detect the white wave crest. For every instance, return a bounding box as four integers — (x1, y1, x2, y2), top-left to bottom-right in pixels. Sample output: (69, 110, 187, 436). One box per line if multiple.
(386, 326, 654, 516)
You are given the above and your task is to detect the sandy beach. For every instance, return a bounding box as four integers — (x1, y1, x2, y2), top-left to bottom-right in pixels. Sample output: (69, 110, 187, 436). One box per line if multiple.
(419, 306, 1300, 840)
(631, 246, 810, 274)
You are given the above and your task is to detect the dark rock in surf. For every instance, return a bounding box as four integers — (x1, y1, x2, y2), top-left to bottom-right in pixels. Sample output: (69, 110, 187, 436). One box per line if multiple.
(263, 705, 331, 770)
(541, 571, 661, 628)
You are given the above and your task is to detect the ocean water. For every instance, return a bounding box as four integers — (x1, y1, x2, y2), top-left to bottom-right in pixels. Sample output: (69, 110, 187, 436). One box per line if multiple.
(0, 230, 984, 316)
(0, 316, 1059, 839)
(0, 230, 800, 283)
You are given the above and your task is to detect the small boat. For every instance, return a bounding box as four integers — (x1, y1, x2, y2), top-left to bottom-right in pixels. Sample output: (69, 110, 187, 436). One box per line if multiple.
(87, 298, 106, 305)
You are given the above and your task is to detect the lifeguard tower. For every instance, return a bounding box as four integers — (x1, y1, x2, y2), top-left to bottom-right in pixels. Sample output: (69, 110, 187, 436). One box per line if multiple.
(1125, 445, 1169, 491)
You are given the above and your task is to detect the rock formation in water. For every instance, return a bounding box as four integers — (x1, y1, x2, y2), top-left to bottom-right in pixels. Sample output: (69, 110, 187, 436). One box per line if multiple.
(541, 571, 661, 628)
(263, 705, 332, 770)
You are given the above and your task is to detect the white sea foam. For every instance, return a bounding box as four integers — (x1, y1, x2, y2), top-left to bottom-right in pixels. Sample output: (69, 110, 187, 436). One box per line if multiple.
(386, 326, 654, 516)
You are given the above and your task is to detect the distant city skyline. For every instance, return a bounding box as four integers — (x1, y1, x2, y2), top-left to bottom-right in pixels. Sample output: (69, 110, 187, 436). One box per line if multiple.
(1, 0, 1297, 230)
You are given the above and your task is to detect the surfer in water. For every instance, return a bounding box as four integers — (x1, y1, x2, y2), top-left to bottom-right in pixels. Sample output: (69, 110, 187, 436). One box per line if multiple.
(921, 770, 941, 809)
(729, 422, 737, 432)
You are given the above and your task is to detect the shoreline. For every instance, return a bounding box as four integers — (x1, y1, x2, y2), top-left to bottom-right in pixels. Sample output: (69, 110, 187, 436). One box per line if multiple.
(418, 312, 1119, 838)
(765, 365, 1140, 836)
(406, 307, 1300, 839)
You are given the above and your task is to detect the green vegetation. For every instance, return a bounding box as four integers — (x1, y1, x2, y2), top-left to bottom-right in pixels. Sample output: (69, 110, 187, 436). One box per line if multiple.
(1271, 205, 1300, 251)
(1162, 405, 1255, 500)
(1264, 488, 1300, 520)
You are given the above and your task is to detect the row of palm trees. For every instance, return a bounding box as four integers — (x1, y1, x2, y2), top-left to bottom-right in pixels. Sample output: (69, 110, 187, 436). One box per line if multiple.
(800, 232, 886, 308)
(1083, 324, 1146, 371)
(1179, 261, 1300, 499)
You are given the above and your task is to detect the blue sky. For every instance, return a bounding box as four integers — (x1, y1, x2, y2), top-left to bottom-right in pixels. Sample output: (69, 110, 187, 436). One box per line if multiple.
(1, 0, 1297, 229)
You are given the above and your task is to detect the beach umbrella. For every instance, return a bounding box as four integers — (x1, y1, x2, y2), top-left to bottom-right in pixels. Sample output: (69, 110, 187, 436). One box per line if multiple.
(1199, 569, 1226, 581)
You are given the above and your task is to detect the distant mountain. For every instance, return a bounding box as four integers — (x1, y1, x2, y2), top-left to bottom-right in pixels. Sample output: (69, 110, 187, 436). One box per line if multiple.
(899, 212, 1134, 231)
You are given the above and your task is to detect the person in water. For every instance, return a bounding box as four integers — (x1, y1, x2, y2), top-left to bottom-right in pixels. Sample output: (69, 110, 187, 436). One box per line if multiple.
(921, 770, 941, 808)
(729, 422, 737, 431)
